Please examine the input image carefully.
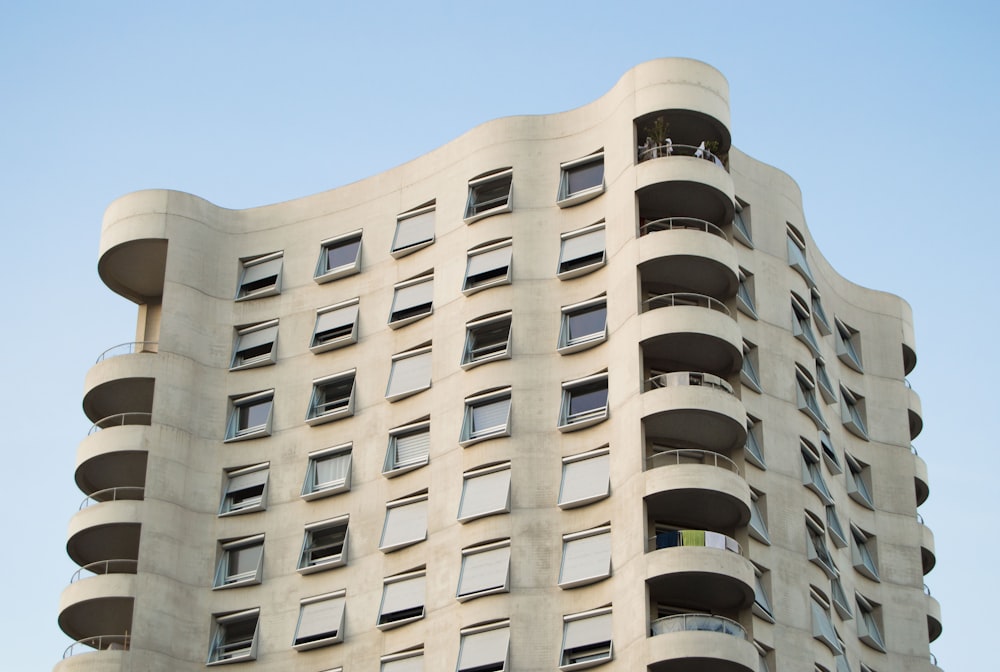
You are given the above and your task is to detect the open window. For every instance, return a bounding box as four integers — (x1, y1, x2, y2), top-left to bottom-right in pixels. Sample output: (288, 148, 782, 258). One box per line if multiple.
(559, 372, 609, 431)
(840, 386, 869, 440)
(208, 609, 260, 664)
(231, 320, 278, 370)
(796, 364, 827, 430)
(379, 492, 428, 552)
(745, 415, 766, 469)
(831, 575, 853, 619)
(457, 620, 510, 672)
(558, 447, 610, 509)
(460, 388, 512, 446)
(457, 539, 511, 601)
(392, 203, 435, 258)
(464, 239, 512, 294)
(856, 593, 886, 652)
(293, 591, 346, 650)
(315, 230, 362, 282)
(557, 151, 605, 208)
(378, 569, 425, 630)
(236, 252, 282, 300)
(792, 292, 820, 356)
(559, 525, 612, 588)
(558, 223, 606, 279)
(225, 391, 274, 442)
(559, 296, 607, 354)
(811, 586, 842, 654)
(815, 358, 837, 403)
(806, 512, 838, 579)
(733, 198, 753, 247)
(560, 607, 613, 670)
(787, 223, 815, 286)
(298, 516, 349, 574)
(835, 318, 864, 372)
(465, 169, 513, 223)
(220, 463, 269, 516)
(748, 488, 770, 544)
(381, 649, 424, 672)
(383, 419, 431, 477)
(458, 462, 511, 522)
(752, 564, 775, 622)
(826, 505, 849, 548)
(214, 535, 264, 589)
(737, 267, 758, 319)
(846, 453, 875, 509)
(311, 299, 360, 353)
(386, 345, 432, 402)
(741, 339, 762, 392)
(306, 371, 356, 426)
(462, 312, 512, 369)
(389, 272, 434, 328)
(851, 524, 880, 581)
(820, 431, 842, 473)
(302, 444, 352, 500)
(812, 288, 832, 335)
(802, 438, 834, 505)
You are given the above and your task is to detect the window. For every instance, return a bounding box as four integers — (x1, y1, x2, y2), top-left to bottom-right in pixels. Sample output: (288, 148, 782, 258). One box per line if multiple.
(465, 168, 513, 223)
(462, 312, 512, 368)
(558, 447, 610, 509)
(298, 516, 349, 573)
(745, 415, 766, 469)
(737, 268, 758, 318)
(379, 492, 428, 552)
(381, 649, 424, 672)
(835, 318, 864, 372)
(457, 620, 509, 672)
(820, 431, 842, 474)
(460, 388, 512, 446)
(557, 151, 605, 207)
(457, 539, 511, 601)
(851, 525, 880, 581)
(306, 371, 356, 426)
(214, 535, 264, 589)
(752, 564, 774, 622)
(856, 593, 886, 652)
(827, 505, 849, 548)
(792, 292, 820, 356)
(384, 419, 431, 477)
(389, 272, 434, 328)
(811, 587, 842, 654)
(846, 454, 875, 509)
(559, 296, 607, 353)
(225, 391, 274, 442)
(787, 223, 815, 286)
(559, 373, 609, 431)
(812, 288, 832, 335)
(236, 252, 282, 300)
(802, 438, 834, 505)
(458, 462, 511, 522)
(796, 364, 827, 430)
(302, 444, 352, 500)
(741, 340, 762, 392)
(315, 230, 362, 282)
(220, 463, 269, 515)
(816, 358, 837, 403)
(807, 513, 838, 579)
(464, 239, 512, 294)
(378, 569, 425, 630)
(230, 320, 278, 370)
(391, 204, 435, 258)
(558, 223, 606, 278)
(559, 525, 612, 588)
(840, 386, 869, 440)
(208, 608, 260, 664)
(293, 591, 346, 650)
(831, 575, 853, 619)
(733, 198, 753, 247)
(560, 608, 613, 670)
(311, 299, 360, 353)
(748, 488, 771, 544)
(386, 345, 432, 401)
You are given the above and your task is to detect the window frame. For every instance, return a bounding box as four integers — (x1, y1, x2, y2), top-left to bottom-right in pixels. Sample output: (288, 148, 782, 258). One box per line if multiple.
(213, 535, 265, 589)
(558, 372, 609, 431)
(856, 593, 886, 652)
(381, 649, 424, 672)
(306, 371, 356, 426)
(752, 564, 775, 623)
(558, 447, 611, 509)
(235, 251, 282, 301)
(733, 198, 753, 247)
(230, 320, 278, 371)
(787, 223, 816, 287)
(748, 488, 771, 545)
(310, 298, 360, 353)
(741, 339, 762, 393)
(379, 492, 429, 553)
(389, 272, 434, 328)
(840, 385, 869, 440)
(815, 358, 837, 404)
(820, 430, 842, 474)
(383, 419, 431, 477)
(850, 524, 880, 581)
(385, 345, 433, 402)
(464, 168, 513, 223)
(835, 318, 864, 372)
(460, 388, 512, 446)
(456, 539, 511, 601)
(557, 151, 605, 208)
(802, 438, 835, 505)
(207, 608, 260, 665)
(792, 292, 821, 357)
(559, 525, 612, 588)
(391, 204, 436, 258)
(810, 586, 842, 654)
(812, 288, 832, 335)
(463, 239, 513, 295)
(297, 515, 350, 574)
(559, 296, 607, 354)
(462, 312, 512, 369)
(745, 415, 766, 469)
(559, 607, 613, 671)
(301, 443, 353, 500)
(225, 390, 274, 442)
(737, 267, 758, 318)
(314, 230, 362, 283)
(377, 569, 426, 630)
(796, 364, 828, 430)
(831, 575, 854, 619)
(219, 463, 269, 516)
(457, 620, 510, 672)
(458, 462, 512, 522)
(846, 453, 875, 509)
(807, 513, 839, 579)
(827, 505, 849, 548)
(557, 223, 606, 279)
(293, 590, 347, 651)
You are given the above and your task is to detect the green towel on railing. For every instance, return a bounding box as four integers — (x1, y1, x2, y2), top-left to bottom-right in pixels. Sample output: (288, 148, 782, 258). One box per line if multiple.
(680, 529, 705, 546)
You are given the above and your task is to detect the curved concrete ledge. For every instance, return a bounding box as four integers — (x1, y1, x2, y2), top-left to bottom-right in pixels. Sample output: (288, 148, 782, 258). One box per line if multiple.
(914, 453, 930, 506)
(75, 425, 149, 495)
(82, 351, 163, 423)
(639, 306, 741, 376)
(921, 523, 936, 575)
(926, 591, 942, 642)
(67, 500, 141, 566)
(54, 649, 129, 671)
(632, 59, 731, 147)
(645, 629, 756, 672)
(908, 386, 924, 440)
(637, 228, 738, 300)
(645, 546, 754, 610)
(59, 575, 135, 641)
(641, 386, 746, 452)
(644, 463, 750, 528)
(636, 156, 734, 221)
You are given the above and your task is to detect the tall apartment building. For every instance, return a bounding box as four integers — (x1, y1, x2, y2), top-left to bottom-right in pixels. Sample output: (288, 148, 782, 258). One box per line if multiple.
(57, 58, 941, 672)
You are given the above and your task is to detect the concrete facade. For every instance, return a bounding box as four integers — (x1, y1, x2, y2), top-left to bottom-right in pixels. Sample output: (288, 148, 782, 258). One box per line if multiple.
(57, 58, 940, 672)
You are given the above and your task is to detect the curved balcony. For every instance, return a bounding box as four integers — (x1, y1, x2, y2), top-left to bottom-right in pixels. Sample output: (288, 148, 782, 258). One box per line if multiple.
(645, 534, 754, 610)
(913, 449, 930, 506)
(645, 450, 750, 529)
(59, 573, 135, 642)
(60, 635, 131, 663)
(907, 384, 923, 440)
(640, 296, 741, 377)
(83, 349, 158, 425)
(642, 372, 746, 453)
(638, 229, 738, 301)
(76, 424, 148, 497)
(99, 237, 167, 303)
(96, 341, 159, 363)
(903, 343, 918, 376)
(67, 500, 141, 567)
(925, 585, 942, 642)
(636, 148, 733, 225)
(70, 558, 138, 584)
(635, 105, 731, 158)
(920, 522, 936, 575)
(646, 614, 755, 672)
(80, 487, 144, 510)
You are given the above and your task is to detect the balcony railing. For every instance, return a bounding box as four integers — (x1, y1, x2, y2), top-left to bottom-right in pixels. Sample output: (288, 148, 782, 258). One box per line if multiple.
(638, 143, 725, 167)
(642, 292, 731, 317)
(88, 412, 152, 435)
(650, 613, 746, 639)
(646, 448, 740, 474)
(96, 341, 158, 363)
(647, 529, 742, 554)
(70, 558, 139, 583)
(644, 371, 735, 395)
(639, 217, 727, 240)
(79, 486, 145, 510)
(63, 634, 131, 658)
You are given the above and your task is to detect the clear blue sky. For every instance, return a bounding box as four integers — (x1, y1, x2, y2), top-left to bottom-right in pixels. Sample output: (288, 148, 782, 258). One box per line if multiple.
(2, 2, 995, 669)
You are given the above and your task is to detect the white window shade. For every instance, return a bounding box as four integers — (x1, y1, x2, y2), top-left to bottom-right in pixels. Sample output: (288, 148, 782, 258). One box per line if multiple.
(234, 323, 277, 367)
(458, 625, 509, 671)
(387, 428, 430, 472)
(225, 468, 268, 506)
(391, 279, 433, 324)
(559, 228, 605, 276)
(459, 467, 511, 521)
(313, 303, 359, 350)
(379, 574, 425, 627)
(382, 654, 424, 672)
(562, 612, 612, 667)
(393, 210, 435, 255)
(294, 594, 346, 650)
(380, 498, 428, 551)
(467, 245, 511, 277)
(558, 452, 610, 508)
(472, 398, 510, 434)
(458, 544, 511, 598)
(559, 530, 612, 587)
(386, 350, 432, 400)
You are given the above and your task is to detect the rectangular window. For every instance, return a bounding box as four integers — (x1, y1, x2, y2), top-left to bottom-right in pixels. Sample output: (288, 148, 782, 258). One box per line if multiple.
(831, 575, 853, 619)
(816, 358, 837, 403)
(381, 650, 424, 672)
(214, 535, 264, 589)
(302, 444, 352, 500)
(827, 505, 849, 548)
(802, 439, 834, 505)
(812, 288, 832, 335)
(835, 318, 864, 372)
(753, 565, 774, 622)
(457, 620, 510, 672)
(846, 453, 875, 509)
(819, 431, 842, 474)
(733, 198, 753, 247)
(856, 594, 886, 652)
(311, 299, 360, 353)
(737, 268, 758, 318)
(558, 224, 606, 278)
(384, 420, 431, 477)
(748, 488, 770, 545)
(840, 386, 869, 440)
(386, 346, 433, 402)
(315, 230, 362, 282)
(220, 463, 269, 515)
(225, 391, 274, 442)
(380, 492, 428, 552)
(236, 252, 282, 300)
(558, 447, 610, 509)
(457, 539, 511, 601)
(559, 525, 612, 588)
(557, 151, 605, 207)
(792, 292, 820, 356)
(741, 340, 762, 392)
(293, 591, 346, 650)
(811, 587, 842, 654)
(231, 320, 278, 370)
(298, 516, 349, 574)
(787, 223, 815, 286)
(465, 169, 513, 223)
(560, 608, 613, 670)
(559, 373, 609, 431)
(464, 239, 512, 294)
(378, 569, 426, 630)
(460, 388, 512, 446)
(208, 609, 260, 664)
(306, 371, 356, 426)
(745, 415, 766, 469)
(392, 204, 436, 258)
(796, 364, 827, 430)
(462, 312, 512, 368)
(559, 297, 607, 353)
(807, 514, 838, 579)
(458, 462, 511, 522)
(851, 525, 880, 581)
(389, 273, 434, 328)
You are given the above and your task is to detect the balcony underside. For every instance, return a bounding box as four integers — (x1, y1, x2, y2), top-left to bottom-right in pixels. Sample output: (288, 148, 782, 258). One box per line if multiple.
(646, 547, 754, 611)
(646, 630, 755, 672)
(59, 575, 135, 641)
(638, 228, 738, 300)
(636, 109, 732, 156)
(98, 238, 167, 303)
(82, 377, 154, 425)
(642, 388, 746, 453)
(641, 318, 742, 378)
(67, 504, 141, 566)
(645, 465, 750, 529)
